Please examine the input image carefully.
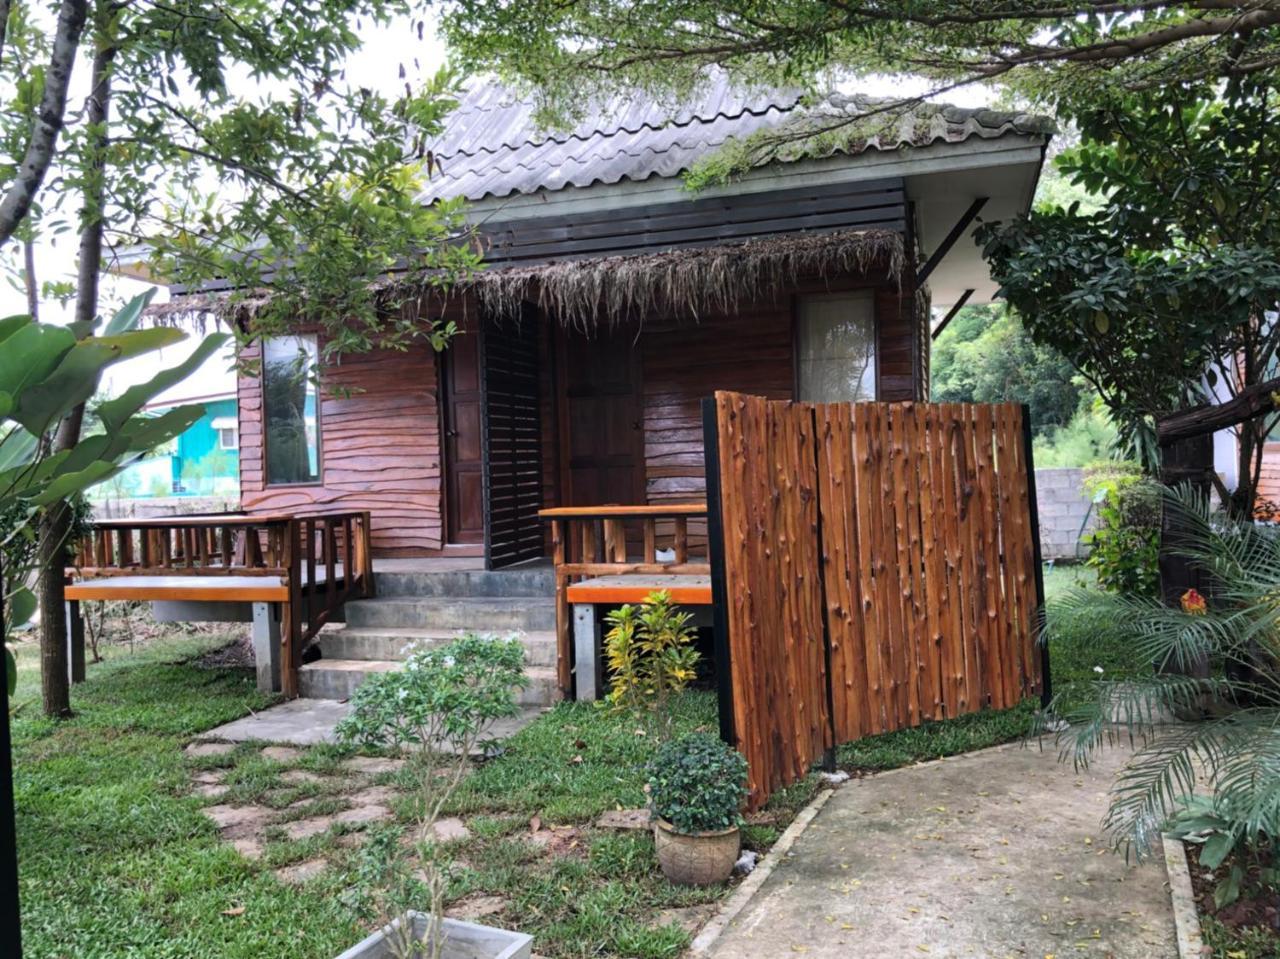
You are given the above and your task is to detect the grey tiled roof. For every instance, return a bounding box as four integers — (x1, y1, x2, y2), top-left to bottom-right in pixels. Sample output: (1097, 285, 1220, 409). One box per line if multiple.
(420, 75, 1054, 203)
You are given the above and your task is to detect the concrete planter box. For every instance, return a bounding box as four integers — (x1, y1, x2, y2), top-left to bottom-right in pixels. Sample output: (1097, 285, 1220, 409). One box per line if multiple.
(334, 914, 533, 959)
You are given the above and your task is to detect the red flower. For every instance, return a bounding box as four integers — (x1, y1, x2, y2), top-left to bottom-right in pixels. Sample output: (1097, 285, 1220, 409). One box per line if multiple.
(1181, 588, 1207, 616)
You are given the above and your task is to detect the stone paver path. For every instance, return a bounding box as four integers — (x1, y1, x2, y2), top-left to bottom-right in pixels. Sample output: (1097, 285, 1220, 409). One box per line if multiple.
(704, 741, 1177, 959)
(202, 697, 544, 747)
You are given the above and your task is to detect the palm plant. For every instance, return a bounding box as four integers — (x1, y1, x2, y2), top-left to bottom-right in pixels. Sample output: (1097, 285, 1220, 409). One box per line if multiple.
(1041, 485, 1280, 882)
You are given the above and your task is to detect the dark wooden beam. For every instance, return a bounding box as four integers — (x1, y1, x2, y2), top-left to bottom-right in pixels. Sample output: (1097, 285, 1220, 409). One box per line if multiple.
(931, 289, 975, 340)
(915, 197, 989, 288)
(1156, 374, 1280, 446)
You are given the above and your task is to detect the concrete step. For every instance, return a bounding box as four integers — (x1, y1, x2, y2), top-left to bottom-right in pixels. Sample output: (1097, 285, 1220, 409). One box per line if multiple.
(313, 627, 557, 667)
(344, 596, 556, 632)
(373, 567, 554, 599)
(297, 659, 561, 706)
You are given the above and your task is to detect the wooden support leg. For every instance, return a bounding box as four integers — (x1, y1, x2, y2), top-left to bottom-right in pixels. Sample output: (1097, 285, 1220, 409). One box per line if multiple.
(65, 600, 85, 684)
(251, 602, 282, 693)
(572, 603, 599, 702)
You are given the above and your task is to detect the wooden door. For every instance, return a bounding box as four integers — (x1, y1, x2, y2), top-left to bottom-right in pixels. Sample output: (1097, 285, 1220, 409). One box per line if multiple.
(560, 328, 645, 507)
(443, 331, 485, 545)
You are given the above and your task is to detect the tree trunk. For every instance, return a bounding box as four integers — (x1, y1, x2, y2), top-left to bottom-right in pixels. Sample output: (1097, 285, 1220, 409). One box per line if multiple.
(36, 504, 70, 718)
(0, 0, 88, 249)
(1157, 428, 1213, 682)
(0, 569, 23, 959)
(36, 38, 112, 718)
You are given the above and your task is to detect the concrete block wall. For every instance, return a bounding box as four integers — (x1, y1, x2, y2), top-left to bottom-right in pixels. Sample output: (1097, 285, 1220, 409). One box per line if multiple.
(1034, 468, 1096, 561)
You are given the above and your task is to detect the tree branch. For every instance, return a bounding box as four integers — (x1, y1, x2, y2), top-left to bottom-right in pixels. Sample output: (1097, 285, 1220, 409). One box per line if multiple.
(1157, 374, 1280, 445)
(0, 0, 88, 248)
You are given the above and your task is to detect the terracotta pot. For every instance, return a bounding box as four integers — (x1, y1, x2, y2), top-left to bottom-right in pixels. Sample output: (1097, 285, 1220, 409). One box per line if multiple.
(653, 818, 740, 886)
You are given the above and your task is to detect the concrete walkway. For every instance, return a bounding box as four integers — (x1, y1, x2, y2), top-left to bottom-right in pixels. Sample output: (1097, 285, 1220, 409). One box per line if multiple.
(704, 742, 1177, 959)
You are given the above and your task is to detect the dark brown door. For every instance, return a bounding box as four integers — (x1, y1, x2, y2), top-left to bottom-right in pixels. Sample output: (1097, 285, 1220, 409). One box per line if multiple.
(560, 328, 645, 506)
(443, 331, 485, 544)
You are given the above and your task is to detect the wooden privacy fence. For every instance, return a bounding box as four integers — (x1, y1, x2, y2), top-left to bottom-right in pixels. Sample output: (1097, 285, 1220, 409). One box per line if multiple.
(704, 392, 1046, 808)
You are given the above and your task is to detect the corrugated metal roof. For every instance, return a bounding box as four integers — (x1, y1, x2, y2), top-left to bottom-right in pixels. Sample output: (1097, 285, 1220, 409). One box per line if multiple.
(419, 75, 1053, 203)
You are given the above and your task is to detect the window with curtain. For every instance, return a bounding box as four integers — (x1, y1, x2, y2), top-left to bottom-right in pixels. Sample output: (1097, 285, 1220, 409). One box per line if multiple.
(263, 335, 320, 484)
(796, 292, 877, 402)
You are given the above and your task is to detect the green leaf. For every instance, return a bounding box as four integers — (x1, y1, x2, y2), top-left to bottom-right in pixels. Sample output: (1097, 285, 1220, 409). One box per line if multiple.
(103, 289, 158, 335)
(97, 332, 229, 432)
(30, 460, 117, 506)
(119, 405, 205, 453)
(10, 339, 123, 435)
(0, 314, 32, 347)
(1200, 831, 1234, 870)
(6, 587, 35, 631)
(94, 325, 186, 361)
(0, 322, 75, 401)
(1213, 864, 1243, 909)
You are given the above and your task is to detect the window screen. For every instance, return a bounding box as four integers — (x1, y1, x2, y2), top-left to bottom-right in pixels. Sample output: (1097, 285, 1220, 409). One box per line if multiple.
(797, 293, 877, 402)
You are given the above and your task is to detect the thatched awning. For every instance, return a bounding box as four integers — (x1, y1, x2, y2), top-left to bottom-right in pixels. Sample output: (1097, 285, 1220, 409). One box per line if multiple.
(145, 227, 904, 329)
(469, 228, 904, 326)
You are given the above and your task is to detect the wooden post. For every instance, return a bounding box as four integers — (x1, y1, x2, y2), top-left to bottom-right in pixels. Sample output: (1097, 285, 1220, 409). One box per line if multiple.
(1020, 404, 1051, 707)
(1157, 428, 1214, 680)
(280, 520, 301, 699)
(551, 519, 571, 697)
(359, 511, 375, 597)
(702, 398, 736, 746)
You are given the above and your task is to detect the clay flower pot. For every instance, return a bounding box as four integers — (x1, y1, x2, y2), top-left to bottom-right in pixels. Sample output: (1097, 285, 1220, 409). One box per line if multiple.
(653, 817, 741, 886)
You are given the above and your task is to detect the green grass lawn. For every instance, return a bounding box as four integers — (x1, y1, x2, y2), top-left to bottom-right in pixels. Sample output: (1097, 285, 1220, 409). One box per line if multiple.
(9, 636, 749, 959)
(8, 633, 373, 959)
(10, 563, 1139, 958)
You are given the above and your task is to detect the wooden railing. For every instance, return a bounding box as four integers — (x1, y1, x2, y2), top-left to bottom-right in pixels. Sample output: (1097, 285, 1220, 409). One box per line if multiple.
(70, 511, 375, 697)
(538, 504, 710, 695)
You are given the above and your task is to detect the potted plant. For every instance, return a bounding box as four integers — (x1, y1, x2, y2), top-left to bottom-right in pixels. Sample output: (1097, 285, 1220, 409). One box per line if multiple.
(333, 634, 534, 959)
(647, 732, 749, 886)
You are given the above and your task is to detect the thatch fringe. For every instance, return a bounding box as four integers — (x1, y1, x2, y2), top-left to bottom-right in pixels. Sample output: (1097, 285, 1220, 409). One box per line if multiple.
(145, 228, 904, 330)
(471, 228, 903, 327)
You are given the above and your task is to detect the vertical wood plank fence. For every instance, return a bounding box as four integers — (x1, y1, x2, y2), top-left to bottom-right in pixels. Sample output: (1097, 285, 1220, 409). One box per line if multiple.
(705, 392, 1046, 808)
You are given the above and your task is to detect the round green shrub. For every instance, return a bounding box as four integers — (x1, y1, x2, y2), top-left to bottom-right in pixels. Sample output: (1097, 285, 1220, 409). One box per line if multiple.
(646, 732, 748, 834)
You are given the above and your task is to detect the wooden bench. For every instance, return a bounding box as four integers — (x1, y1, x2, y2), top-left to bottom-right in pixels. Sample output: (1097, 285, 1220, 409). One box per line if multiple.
(65, 511, 373, 696)
(539, 505, 711, 701)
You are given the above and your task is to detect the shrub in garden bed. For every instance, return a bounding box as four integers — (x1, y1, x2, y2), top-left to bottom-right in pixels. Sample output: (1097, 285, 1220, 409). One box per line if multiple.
(1041, 488, 1280, 917)
(1082, 461, 1161, 598)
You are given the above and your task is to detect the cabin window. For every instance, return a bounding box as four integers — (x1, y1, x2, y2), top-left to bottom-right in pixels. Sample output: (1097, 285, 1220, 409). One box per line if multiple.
(263, 335, 321, 485)
(796, 292, 877, 402)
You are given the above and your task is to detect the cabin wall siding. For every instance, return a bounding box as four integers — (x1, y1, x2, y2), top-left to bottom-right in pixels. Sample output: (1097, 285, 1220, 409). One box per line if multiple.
(236, 272, 921, 556)
(238, 340, 445, 556)
(640, 307, 794, 504)
(1257, 444, 1280, 516)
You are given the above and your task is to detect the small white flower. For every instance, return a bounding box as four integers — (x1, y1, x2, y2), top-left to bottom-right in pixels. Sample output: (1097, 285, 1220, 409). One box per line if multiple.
(1093, 666, 1105, 674)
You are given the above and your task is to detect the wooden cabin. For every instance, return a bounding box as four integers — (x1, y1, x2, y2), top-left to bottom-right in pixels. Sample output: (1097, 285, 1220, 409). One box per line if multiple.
(229, 80, 1052, 567)
(87, 79, 1053, 701)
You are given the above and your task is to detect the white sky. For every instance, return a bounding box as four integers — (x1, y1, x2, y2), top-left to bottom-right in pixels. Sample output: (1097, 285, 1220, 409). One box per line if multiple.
(5, 15, 998, 402)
